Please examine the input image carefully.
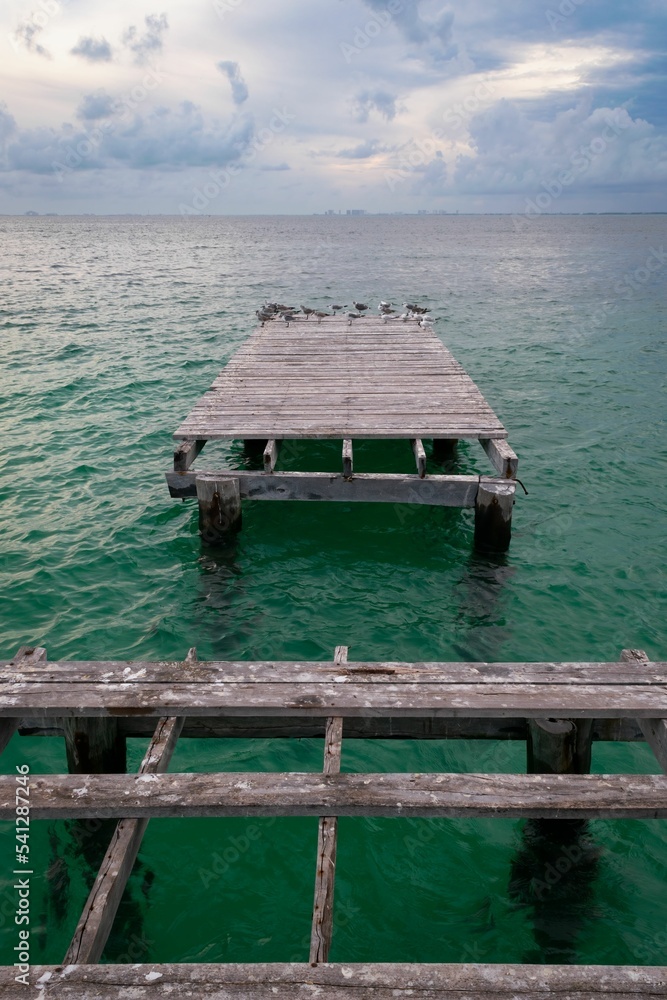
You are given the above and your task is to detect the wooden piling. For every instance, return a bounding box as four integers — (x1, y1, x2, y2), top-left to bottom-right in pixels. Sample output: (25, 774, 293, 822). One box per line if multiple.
(432, 438, 458, 462)
(474, 481, 514, 552)
(196, 474, 242, 543)
(63, 718, 126, 774)
(527, 718, 593, 775)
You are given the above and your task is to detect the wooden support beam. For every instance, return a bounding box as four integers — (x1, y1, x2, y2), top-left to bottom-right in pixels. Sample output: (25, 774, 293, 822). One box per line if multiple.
(63, 651, 191, 965)
(480, 438, 518, 479)
(5, 770, 667, 821)
(310, 647, 346, 964)
(173, 439, 205, 473)
(262, 439, 281, 473)
(196, 475, 242, 543)
(474, 480, 514, 552)
(342, 439, 353, 479)
(622, 649, 667, 773)
(63, 720, 125, 775)
(0, 647, 47, 755)
(410, 439, 426, 479)
(432, 438, 457, 462)
(168, 470, 514, 507)
(527, 718, 593, 775)
(5, 962, 667, 998)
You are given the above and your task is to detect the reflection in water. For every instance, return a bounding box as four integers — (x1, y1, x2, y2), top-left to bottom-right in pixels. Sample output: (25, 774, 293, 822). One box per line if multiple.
(452, 549, 516, 661)
(509, 819, 601, 963)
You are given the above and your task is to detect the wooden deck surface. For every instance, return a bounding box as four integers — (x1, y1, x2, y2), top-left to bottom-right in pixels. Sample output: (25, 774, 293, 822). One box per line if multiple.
(174, 316, 507, 440)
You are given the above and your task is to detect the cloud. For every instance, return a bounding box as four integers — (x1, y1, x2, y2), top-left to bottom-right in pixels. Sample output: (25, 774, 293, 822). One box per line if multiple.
(260, 163, 290, 171)
(0, 100, 255, 176)
(12, 20, 51, 59)
(122, 13, 168, 65)
(353, 89, 399, 122)
(362, 0, 457, 63)
(217, 61, 249, 106)
(71, 36, 113, 63)
(76, 91, 118, 122)
(337, 138, 388, 159)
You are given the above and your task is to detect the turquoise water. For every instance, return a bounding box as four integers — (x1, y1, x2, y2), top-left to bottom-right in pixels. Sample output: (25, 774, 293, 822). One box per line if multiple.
(0, 214, 665, 967)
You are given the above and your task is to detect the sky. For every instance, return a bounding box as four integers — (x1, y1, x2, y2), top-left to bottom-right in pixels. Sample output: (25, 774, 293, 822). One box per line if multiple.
(0, 0, 666, 214)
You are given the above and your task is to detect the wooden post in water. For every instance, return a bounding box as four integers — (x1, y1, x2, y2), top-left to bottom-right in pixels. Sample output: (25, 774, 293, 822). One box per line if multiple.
(63, 718, 126, 774)
(196, 475, 242, 543)
(474, 481, 514, 553)
(527, 718, 593, 775)
(432, 438, 458, 462)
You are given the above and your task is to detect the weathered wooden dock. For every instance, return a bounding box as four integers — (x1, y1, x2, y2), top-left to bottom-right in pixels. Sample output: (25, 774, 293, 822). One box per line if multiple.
(2, 644, 666, 997)
(167, 314, 519, 550)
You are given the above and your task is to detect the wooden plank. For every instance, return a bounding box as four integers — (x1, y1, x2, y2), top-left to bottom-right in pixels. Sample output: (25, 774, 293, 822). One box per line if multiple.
(262, 439, 281, 473)
(8, 962, 667, 998)
(342, 439, 353, 479)
(167, 470, 514, 505)
(4, 771, 667, 821)
(173, 439, 205, 473)
(0, 647, 47, 754)
(622, 649, 667, 773)
(480, 438, 518, 478)
(64, 711, 186, 964)
(310, 646, 346, 964)
(410, 438, 426, 478)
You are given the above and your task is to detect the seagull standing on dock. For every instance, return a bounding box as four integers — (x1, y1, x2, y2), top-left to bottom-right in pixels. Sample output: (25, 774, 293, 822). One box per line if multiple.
(313, 310, 329, 324)
(353, 302, 369, 312)
(347, 311, 361, 326)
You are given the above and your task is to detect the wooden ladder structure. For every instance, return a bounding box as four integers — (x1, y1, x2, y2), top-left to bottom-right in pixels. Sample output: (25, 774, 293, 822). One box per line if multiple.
(1, 645, 666, 996)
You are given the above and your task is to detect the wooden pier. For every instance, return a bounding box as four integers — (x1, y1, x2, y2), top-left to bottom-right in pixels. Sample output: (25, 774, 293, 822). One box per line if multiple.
(167, 314, 519, 550)
(2, 644, 666, 997)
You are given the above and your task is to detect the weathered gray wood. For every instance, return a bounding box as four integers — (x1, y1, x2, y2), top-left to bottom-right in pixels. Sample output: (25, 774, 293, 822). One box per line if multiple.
(0, 647, 47, 754)
(410, 438, 426, 478)
(173, 439, 205, 473)
(527, 718, 593, 775)
(64, 707, 186, 965)
(342, 439, 353, 479)
(3, 656, 667, 719)
(474, 481, 514, 552)
(3, 771, 667, 820)
(196, 475, 241, 542)
(622, 649, 667, 773)
(262, 439, 281, 473)
(310, 646, 346, 964)
(168, 470, 514, 507)
(480, 437, 519, 478)
(8, 962, 667, 998)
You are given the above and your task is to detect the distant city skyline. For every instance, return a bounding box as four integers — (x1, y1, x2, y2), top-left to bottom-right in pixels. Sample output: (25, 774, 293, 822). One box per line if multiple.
(1, 1, 665, 216)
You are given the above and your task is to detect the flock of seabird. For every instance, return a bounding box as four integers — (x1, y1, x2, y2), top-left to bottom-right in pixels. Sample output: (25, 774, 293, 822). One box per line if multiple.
(256, 300, 433, 328)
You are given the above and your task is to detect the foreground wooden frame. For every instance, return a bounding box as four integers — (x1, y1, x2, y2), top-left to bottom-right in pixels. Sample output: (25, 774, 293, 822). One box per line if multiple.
(1, 646, 665, 996)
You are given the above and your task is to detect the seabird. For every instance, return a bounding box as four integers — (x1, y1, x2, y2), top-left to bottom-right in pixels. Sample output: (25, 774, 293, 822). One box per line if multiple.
(313, 310, 329, 324)
(347, 311, 361, 325)
(301, 305, 315, 319)
(353, 302, 368, 312)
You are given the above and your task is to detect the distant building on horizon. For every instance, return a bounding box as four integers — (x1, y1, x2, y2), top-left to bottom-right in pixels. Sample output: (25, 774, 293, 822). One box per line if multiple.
(346, 209, 366, 216)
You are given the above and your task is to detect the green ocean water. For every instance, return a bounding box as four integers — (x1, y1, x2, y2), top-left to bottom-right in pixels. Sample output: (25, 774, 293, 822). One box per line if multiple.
(0, 213, 665, 967)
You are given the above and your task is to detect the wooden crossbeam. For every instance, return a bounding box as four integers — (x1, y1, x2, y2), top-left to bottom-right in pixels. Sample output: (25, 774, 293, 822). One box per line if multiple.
(262, 439, 281, 473)
(623, 649, 667, 773)
(173, 439, 205, 472)
(63, 652, 191, 965)
(3, 771, 667, 821)
(5, 962, 667, 998)
(6, 962, 667, 998)
(410, 438, 426, 478)
(168, 470, 512, 504)
(0, 647, 46, 755)
(342, 439, 353, 479)
(480, 438, 518, 478)
(310, 646, 345, 964)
